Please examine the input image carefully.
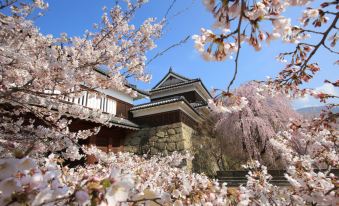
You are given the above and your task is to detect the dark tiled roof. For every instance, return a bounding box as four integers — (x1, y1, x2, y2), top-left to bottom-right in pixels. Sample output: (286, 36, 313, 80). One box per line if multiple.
(24, 95, 140, 130)
(109, 117, 140, 130)
(152, 67, 193, 89)
(130, 96, 202, 116)
(125, 84, 150, 96)
(63, 112, 140, 130)
(59, 108, 141, 130)
(130, 96, 186, 110)
(166, 68, 192, 81)
(150, 79, 200, 92)
(190, 101, 208, 108)
(150, 79, 213, 99)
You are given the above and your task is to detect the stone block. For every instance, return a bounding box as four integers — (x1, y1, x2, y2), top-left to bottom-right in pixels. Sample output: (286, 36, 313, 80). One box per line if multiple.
(175, 128, 182, 134)
(176, 142, 185, 150)
(149, 136, 157, 142)
(157, 138, 166, 143)
(156, 131, 165, 138)
(171, 134, 182, 142)
(167, 128, 176, 135)
(156, 142, 166, 150)
(167, 143, 176, 152)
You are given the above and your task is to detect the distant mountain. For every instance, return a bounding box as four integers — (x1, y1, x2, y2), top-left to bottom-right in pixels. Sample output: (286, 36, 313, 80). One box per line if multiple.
(297, 106, 339, 118)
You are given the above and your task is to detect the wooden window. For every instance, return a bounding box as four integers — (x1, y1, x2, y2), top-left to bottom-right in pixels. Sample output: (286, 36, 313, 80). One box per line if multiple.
(64, 90, 117, 115)
(87, 93, 100, 109)
(106, 98, 117, 114)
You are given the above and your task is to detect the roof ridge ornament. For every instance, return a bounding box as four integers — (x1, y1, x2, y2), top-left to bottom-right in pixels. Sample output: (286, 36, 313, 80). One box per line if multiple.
(169, 67, 173, 72)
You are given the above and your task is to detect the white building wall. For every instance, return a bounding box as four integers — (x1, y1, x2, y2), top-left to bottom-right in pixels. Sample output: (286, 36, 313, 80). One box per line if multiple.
(64, 90, 118, 115)
(95, 88, 134, 104)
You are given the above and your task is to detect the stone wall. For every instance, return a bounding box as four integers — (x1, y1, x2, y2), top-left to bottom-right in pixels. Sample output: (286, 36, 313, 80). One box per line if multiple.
(123, 122, 196, 155)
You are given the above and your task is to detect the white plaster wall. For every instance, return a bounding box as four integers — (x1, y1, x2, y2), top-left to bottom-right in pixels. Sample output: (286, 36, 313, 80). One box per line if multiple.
(96, 88, 133, 104)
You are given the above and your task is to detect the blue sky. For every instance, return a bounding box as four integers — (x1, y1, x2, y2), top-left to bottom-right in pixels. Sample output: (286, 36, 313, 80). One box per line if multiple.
(33, 0, 338, 108)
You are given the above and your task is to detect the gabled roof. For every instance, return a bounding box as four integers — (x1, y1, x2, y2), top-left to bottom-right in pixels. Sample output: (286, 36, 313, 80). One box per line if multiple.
(151, 79, 200, 92)
(152, 67, 194, 89)
(150, 68, 212, 99)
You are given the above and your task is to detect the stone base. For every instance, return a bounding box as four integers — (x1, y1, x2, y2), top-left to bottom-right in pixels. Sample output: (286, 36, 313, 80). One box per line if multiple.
(124, 122, 195, 156)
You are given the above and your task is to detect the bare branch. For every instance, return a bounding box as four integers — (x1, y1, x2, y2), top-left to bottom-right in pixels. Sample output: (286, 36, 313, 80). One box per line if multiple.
(146, 35, 190, 66)
(0, 0, 18, 10)
(163, 0, 177, 20)
(227, 0, 245, 93)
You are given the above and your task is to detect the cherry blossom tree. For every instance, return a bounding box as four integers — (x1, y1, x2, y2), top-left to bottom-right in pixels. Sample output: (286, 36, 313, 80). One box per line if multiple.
(270, 116, 338, 205)
(193, 0, 338, 205)
(0, 0, 163, 158)
(214, 82, 300, 168)
(193, 0, 338, 107)
(193, 82, 300, 174)
(0, 146, 235, 206)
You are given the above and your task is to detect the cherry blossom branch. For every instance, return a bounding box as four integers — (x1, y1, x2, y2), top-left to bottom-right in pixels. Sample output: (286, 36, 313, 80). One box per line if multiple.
(93, 3, 140, 48)
(322, 42, 339, 54)
(220, 29, 239, 40)
(299, 13, 338, 71)
(277, 12, 338, 86)
(297, 28, 324, 35)
(0, 79, 34, 98)
(0, 98, 93, 158)
(227, 0, 244, 93)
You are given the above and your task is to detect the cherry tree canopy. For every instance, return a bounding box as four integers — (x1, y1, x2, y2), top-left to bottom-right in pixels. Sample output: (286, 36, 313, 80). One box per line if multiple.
(214, 82, 300, 168)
